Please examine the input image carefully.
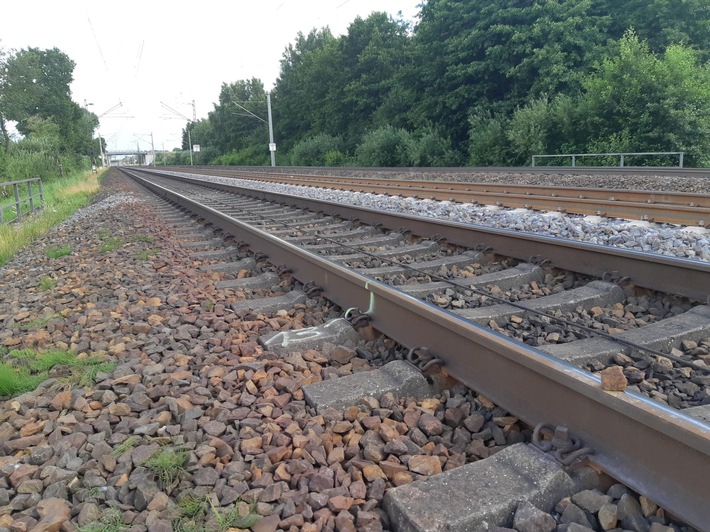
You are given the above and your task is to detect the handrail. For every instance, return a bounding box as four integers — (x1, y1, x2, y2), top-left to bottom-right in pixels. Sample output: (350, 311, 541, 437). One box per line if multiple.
(0, 178, 44, 224)
(532, 151, 684, 168)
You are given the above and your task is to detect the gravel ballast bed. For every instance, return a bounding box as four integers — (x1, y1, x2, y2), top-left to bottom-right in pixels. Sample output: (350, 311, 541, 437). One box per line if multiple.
(165, 171, 710, 263)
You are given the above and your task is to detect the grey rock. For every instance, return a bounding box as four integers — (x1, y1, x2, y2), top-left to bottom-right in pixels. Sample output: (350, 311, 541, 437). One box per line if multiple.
(572, 489, 613, 513)
(193, 467, 220, 486)
(513, 501, 557, 532)
(560, 503, 595, 529)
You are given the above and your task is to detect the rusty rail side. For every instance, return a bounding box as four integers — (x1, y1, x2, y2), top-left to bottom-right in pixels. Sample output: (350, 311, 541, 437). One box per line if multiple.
(126, 169, 710, 529)
(138, 168, 710, 302)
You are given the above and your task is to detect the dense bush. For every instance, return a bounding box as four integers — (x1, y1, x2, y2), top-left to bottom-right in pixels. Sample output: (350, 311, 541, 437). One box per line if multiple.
(289, 134, 347, 166)
(212, 145, 270, 166)
(407, 128, 460, 167)
(355, 126, 412, 167)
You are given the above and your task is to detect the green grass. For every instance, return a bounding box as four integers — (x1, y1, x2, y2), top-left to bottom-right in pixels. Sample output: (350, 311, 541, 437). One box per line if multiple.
(100, 237, 123, 253)
(76, 508, 130, 532)
(111, 436, 140, 457)
(0, 348, 114, 398)
(45, 245, 71, 259)
(134, 234, 154, 243)
(17, 313, 62, 331)
(145, 447, 189, 491)
(136, 246, 160, 260)
(208, 499, 260, 531)
(38, 276, 57, 291)
(172, 496, 261, 532)
(0, 170, 102, 266)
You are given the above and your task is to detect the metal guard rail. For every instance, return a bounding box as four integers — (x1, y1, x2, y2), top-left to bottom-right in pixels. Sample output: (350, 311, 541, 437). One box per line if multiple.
(0, 178, 44, 223)
(532, 151, 684, 168)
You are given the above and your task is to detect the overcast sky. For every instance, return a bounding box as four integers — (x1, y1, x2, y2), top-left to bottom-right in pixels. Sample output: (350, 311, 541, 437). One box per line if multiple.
(1, 1, 421, 153)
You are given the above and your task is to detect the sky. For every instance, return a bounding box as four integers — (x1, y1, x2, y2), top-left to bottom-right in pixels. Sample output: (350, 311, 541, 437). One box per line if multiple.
(1, 0, 421, 154)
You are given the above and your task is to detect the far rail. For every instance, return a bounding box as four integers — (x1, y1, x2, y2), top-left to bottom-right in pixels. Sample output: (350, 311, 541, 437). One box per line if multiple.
(174, 168, 709, 226)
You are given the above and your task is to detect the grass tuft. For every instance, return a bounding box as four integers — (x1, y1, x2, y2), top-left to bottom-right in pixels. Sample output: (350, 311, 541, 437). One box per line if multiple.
(17, 314, 62, 331)
(145, 447, 189, 491)
(208, 498, 260, 531)
(111, 436, 140, 457)
(38, 276, 57, 291)
(0, 348, 114, 398)
(100, 238, 123, 253)
(45, 245, 71, 259)
(76, 507, 130, 532)
(134, 234, 154, 243)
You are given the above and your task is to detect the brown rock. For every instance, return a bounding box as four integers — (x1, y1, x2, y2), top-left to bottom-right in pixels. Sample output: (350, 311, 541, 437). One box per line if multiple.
(408, 455, 442, 476)
(5, 436, 44, 453)
(19, 420, 45, 438)
(240, 437, 262, 454)
(147, 491, 171, 511)
(34, 498, 71, 532)
(112, 374, 141, 385)
(601, 366, 628, 392)
(362, 464, 387, 481)
(108, 403, 132, 416)
(393, 471, 414, 486)
(251, 514, 280, 532)
(417, 413, 443, 436)
(328, 495, 354, 512)
(50, 391, 72, 411)
(330, 346, 356, 364)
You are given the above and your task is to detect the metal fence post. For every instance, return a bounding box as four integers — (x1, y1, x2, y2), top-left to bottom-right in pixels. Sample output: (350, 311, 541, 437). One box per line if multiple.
(620, 154, 624, 167)
(38, 178, 44, 207)
(531, 156, 536, 167)
(13, 183, 21, 222)
(571, 155, 576, 167)
(679, 152, 684, 168)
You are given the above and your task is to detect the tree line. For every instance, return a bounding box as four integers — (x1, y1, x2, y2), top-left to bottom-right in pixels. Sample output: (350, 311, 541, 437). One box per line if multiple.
(169, 0, 710, 168)
(0, 47, 99, 181)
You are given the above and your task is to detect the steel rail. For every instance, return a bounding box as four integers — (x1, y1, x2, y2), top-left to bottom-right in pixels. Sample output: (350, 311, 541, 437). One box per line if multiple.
(173, 167, 710, 226)
(138, 168, 710, 302)
(125, 168, 710, 529)
(179, 168, 710, 207)
(165, 164, 710, 178)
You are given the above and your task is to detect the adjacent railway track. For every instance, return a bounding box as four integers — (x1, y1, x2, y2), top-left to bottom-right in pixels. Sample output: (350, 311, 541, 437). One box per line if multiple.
(124, 167, 710, 529)
(169, 166, 710, 226)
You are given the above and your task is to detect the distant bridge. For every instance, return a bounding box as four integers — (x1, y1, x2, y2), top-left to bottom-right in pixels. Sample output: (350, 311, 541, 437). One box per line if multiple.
(106, 150, 150, 165)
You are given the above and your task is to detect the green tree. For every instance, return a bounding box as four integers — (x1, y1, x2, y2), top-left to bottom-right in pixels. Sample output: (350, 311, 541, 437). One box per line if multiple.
(408, 0, 611, 150)
(337, 13, 411, 145)
(580, 32, 710, 166)
(272, 28, 339, 152)
(592, 0, 710, 61)
(207, 78, 268, 156)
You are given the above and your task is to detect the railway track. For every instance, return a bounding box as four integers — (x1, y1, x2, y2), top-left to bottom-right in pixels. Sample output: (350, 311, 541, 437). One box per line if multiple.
(124, 167, 710, 530)
(169, 166, 710, 227)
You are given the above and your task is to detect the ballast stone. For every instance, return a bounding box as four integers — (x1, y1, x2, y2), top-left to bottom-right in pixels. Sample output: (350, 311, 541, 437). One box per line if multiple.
(303, 360, 435, 412)
(260, 318, 360, 355)
(383, 443, 592, 531)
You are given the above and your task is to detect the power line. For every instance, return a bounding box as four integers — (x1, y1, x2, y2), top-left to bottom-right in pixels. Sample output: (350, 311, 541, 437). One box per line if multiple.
(135, 40, 145, 76)
(86, 16, 109, 71)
